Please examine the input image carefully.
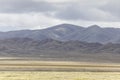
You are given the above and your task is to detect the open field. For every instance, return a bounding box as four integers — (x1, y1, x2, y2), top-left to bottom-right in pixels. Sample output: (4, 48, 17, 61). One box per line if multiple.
(0, 59, 119, 71)
(0, 59, 120, 80)
(0, 59, 120, 71)
(0, 72, 120, 80)
(0, 59, 120, 72)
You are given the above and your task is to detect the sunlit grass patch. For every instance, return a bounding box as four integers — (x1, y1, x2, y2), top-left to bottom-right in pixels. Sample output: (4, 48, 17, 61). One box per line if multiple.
(0, 72, 120, 80)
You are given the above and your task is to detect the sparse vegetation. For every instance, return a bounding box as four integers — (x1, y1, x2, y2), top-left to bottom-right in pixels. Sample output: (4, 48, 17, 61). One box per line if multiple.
(0, 60, 119, 80)
(0, 72, 120, 80)
(0, 60, 120, 71)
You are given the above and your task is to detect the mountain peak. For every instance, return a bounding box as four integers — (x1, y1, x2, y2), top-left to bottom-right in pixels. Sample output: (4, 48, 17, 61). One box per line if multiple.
(47, 23, 84, 32)
(54, 23, 83, 28)
(57, 23, 74, 26)
(88, 25, 101, 29)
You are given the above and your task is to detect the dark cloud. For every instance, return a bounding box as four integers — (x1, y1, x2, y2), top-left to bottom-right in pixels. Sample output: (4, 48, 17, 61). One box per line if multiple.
(0, 0, 119, 22)
(52, 1, 120, 22)
(0, 0, 56, 13)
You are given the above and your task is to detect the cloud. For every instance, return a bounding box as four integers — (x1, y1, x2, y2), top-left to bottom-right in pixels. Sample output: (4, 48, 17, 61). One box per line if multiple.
(0, 0, 120, 31)
(0, 0, 119, 22)
(52, 0, 120, 22)
(0, 13, 67, 31)
(100, 0, 120, 18)
(0, 0, 56, 13)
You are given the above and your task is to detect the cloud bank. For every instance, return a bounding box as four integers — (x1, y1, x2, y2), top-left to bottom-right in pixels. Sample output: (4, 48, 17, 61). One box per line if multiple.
(0, 0, 120, 31)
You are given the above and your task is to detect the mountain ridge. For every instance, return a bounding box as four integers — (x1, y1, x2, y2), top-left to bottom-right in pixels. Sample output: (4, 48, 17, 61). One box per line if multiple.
(0, 38, 120, 62)
(0, 23, 120, 43)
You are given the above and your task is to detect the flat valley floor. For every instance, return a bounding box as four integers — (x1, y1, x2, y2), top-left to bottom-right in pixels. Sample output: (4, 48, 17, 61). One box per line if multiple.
(0, 59, 120, 80)
(0, 72, 120, 80)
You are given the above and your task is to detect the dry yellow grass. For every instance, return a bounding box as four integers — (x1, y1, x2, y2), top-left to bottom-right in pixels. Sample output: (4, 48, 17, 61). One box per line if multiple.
(0, 60, 119, 80)
(0, 60, 119, 71)
(0, 72, 120, 80)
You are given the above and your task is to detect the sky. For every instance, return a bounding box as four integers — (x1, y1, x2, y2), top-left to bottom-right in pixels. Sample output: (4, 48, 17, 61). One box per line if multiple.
(0, 0, 120, 31)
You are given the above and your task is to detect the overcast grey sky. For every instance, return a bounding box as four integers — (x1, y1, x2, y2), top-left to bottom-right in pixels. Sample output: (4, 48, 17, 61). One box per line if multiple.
(0, 0, 120, 31)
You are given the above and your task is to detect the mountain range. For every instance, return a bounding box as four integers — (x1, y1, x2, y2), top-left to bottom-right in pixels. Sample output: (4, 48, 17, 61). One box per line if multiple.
(0, 23, 120, 62)
(0, 38, 119, 62)
(0, 23, 120, 43)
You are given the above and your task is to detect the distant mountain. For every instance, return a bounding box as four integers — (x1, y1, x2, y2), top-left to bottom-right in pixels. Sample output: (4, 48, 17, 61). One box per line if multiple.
(0, 23, 120, 43)
(0, 38, 120, 62)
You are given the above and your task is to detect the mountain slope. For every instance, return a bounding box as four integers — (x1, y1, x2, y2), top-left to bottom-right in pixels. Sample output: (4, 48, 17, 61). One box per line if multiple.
(0, 38, 120, 62)
(0, 24, 120, 43)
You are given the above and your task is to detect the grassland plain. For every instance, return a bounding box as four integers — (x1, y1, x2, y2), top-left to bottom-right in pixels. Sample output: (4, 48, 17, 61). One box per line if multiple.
(0, 60, 120, 80)
(0, 60, 120, 71)
(0, 72, 120, 80)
